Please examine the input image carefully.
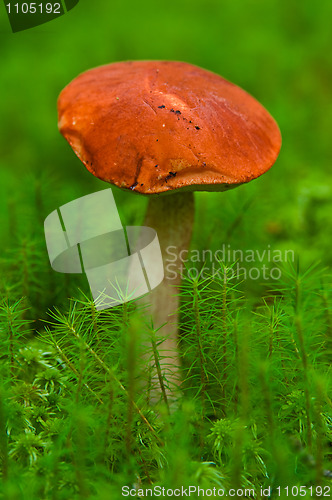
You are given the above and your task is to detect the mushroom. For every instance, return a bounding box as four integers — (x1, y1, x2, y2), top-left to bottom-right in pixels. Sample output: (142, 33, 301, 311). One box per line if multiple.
(57, 60, 281, 405)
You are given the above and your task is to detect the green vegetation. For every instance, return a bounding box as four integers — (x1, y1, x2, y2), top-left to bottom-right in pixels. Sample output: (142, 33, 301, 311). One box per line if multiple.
(0, 0, 331, 497)
(0, 261, 331, 498)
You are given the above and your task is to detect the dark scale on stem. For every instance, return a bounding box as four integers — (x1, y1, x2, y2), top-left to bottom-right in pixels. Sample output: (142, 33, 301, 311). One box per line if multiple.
(129, 182, 138, 191)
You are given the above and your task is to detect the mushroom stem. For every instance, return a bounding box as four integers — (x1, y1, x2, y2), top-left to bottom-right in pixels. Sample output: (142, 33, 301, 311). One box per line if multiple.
(142, 191, 194, 405)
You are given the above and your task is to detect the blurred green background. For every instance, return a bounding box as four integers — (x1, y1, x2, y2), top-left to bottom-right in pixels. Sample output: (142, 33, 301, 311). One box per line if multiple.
(0, 0, 331, 310)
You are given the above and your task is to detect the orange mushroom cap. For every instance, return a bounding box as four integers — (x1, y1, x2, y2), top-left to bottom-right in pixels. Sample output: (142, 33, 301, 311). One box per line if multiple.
(58, 61, 281, 194)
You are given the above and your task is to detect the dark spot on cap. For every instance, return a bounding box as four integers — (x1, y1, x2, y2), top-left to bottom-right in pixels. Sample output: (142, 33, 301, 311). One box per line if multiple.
(158, 105, 165, 109)
(129, 182, 138, 191)
(165, 171, 177, 183)
(195, 126, 201, 130)
(156, 139, 158, 142)
(141, 183, 143, 186)
(175, 110, 181, 115)
(202, 162, 206, 166)
(189, 120, 192, 123)
(170, 108, 175, 113)
(154, 164, 159, 168)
